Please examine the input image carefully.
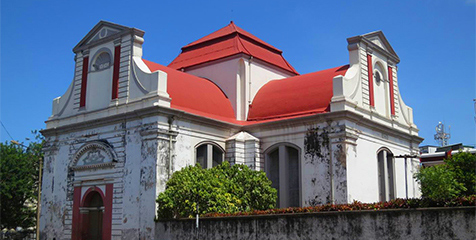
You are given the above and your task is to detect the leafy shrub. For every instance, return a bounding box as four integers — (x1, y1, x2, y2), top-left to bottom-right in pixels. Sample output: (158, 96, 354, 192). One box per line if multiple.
(156, 161, 277, 219)
(414, 164, 466, 200)
(445, 151, 476, 196)
(415, 151, 476, 200)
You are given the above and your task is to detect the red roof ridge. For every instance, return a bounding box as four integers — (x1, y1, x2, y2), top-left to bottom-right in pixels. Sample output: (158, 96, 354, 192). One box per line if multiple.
(169, 22, 299, 75)
(171, 45, 236, 63)
(182, 22, 282, 54)
(230, 21, 238, 31)
(236, 33, 251, 55)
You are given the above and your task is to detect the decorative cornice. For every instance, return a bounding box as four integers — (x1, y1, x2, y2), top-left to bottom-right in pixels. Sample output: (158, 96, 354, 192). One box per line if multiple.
(328, 130, 359, 146)
(42, 105, 241, 137)
(140, 126, 178, 141)
(72, 162, 115, 171)
(114, 38, 122, 46)
(81, 49, 90, 56)
(366, 47, 373, 55)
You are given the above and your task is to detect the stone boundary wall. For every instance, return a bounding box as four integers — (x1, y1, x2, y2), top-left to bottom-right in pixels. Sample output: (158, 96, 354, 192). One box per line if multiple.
(155, 207, 475, 240)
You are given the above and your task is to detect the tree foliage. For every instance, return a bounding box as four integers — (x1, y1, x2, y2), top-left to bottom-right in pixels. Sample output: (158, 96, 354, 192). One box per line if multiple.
(156, 161, 277, 219)
(414, 164, 465, 200)
(444, 151, 476, 196)
(0, 132, 43, 229)
(415, 151, 476, 200)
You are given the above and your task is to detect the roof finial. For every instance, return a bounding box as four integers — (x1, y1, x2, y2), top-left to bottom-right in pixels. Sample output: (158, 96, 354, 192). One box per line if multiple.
(230, 20, 234, 24)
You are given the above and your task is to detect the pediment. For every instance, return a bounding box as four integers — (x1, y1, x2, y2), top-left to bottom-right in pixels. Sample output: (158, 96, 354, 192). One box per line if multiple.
(86, 26, 122, 45)
(73, 21, 144, 53)
(72, 141, 117, 170)
(361, 31, 397, 57)
(347, 31, 400, 63)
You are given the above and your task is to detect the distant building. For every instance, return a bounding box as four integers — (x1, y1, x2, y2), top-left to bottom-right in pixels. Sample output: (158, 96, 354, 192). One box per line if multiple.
(420, 143, 475, 166)
(420, 145, 439, 154)
(40, 21, 422, 239)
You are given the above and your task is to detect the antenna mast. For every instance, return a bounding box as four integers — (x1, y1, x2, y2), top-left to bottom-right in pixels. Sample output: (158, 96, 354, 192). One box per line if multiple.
(434, 122, 451, 147)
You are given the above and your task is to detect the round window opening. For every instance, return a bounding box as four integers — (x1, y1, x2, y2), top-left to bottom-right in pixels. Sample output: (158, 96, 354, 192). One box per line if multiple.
(92, 52, 111, 71)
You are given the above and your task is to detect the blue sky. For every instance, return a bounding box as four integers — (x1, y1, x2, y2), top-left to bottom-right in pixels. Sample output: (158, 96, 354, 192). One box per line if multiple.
(1, 0, 475, 147)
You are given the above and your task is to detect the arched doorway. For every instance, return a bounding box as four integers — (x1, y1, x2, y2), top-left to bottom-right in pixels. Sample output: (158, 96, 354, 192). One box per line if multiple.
(81, 189, 105, 240)
(71, 141, 115, 240)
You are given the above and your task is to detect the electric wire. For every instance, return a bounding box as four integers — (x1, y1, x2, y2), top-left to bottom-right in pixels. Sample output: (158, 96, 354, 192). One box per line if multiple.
(0, 120, 15, 141)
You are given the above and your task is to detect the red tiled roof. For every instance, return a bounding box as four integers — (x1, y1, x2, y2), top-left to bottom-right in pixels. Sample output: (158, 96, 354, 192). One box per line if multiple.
(168, 22, 298, 75)
(143, 60, 237, 122)
(145, 60, 348, 124)
(247, 65, 349, 121)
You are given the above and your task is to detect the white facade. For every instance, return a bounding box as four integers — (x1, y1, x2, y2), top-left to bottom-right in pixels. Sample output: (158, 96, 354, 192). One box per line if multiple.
(40, 21, 422, 240)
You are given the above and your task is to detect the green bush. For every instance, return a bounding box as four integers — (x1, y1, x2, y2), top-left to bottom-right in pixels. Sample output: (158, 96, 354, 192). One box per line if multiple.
(414, 164, 465, 200)
(415, 151, 476, 200)
(445, 151, 476, 196)
(156, 161, 277, 219)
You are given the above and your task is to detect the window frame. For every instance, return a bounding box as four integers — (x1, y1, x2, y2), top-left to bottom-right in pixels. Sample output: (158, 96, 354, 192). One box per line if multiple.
(264, 143, 302, 208)
(194, 141, 225, 169)
(377, 147, 396, 202)
(90, 47, 113, 72)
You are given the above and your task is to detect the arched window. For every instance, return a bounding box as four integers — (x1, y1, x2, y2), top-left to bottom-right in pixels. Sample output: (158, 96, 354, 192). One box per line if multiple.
(374, 70, 382, 85)
(374, 62, 386, 86)
(92, 52, 111, 71)
(265, 144, 300, 208)
(195, 142, 224, 169)
(377, 148, 395, 202)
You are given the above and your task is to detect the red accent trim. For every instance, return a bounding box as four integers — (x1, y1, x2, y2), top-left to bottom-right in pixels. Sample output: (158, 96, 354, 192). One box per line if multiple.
(80, 211, 88, 240)
(112, 46, 121, 99)
(103, 184, 113, 240)
(80, 187, 106, 206)
(367, 54, 374, 107)
(72, 187, 82, 240)
(446, 150, 452, 159)
(388, 66, 395, 115)
(80, 57, 89, 107)
(71, 186, 113, 240)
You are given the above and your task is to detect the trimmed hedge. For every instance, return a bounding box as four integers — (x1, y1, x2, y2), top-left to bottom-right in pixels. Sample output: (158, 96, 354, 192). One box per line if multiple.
(156, 162, 277, 219)
(203, 195, 476, 218)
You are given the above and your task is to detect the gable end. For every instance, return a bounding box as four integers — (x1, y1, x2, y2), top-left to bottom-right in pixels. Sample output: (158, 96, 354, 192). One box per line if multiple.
(73, 20, 144, 53)
(347, 31, 400, 64)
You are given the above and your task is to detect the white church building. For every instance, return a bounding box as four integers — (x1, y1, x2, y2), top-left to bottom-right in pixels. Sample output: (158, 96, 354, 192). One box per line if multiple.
(40, 21, 423, 239)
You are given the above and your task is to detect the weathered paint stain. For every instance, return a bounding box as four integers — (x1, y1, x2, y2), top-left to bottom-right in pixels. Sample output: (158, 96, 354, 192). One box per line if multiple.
(303, 122, 349, 206)
(155, 207, 475, 240)
(304, 126, 329, 163)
